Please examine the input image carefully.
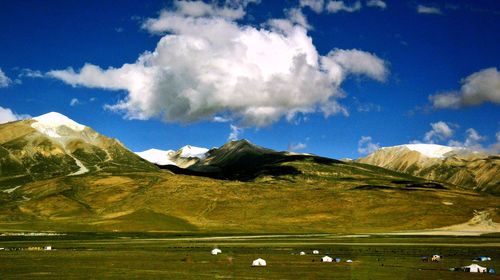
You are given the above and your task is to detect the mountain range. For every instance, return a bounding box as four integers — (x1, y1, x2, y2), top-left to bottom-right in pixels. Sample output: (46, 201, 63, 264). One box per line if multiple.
(358, 144, 500, 195)
(0, 112, 498, 233)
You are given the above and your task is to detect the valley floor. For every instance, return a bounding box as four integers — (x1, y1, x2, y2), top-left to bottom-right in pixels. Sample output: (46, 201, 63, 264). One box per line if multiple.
(0, 233, 499, 279)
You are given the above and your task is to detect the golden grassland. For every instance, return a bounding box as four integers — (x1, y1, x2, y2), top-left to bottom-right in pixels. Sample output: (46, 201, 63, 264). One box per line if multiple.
(1, 156, 498, 233)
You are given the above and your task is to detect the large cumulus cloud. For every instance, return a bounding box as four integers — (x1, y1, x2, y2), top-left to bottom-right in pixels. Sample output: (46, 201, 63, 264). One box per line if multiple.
(48, 1, 388, 127)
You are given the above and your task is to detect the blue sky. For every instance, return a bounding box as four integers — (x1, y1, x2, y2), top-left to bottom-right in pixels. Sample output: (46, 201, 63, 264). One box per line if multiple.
(0, 0, 499, 159)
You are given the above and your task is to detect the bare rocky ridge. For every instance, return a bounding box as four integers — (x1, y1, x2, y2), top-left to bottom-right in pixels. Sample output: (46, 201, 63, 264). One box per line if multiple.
(357, 144, 500, 194)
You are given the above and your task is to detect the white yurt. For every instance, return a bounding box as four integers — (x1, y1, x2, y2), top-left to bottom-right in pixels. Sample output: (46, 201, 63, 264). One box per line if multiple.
(431, 255, 441, 262)
(299, 251, 306, 255)
(211, 248, 222, 255)
(312, 250, 319, 255)
(321, 256, 333, 262)
(252, 258, 267, 267)
(463, 264, 487, 273)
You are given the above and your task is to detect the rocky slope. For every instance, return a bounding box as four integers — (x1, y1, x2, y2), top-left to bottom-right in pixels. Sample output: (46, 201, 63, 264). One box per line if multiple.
(0, 112, 157, 189)
(357, 144, 500, 194)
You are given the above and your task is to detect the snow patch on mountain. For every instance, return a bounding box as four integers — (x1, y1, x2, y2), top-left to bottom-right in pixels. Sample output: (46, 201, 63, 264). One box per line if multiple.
(136, 145, 209, 166)
(136, 149, 176, 165)
(31, 112, 85, 138)
(179, 145, 209, 159)
(68, 155, 89, 176)
(383, 144, 461, 158)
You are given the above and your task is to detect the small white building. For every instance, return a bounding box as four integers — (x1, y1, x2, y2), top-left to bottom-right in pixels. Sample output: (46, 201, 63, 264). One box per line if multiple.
(44, 246, 52, 251)
(211, 248, 222, 255)
(463, 264, 487, 273)
(312, 250, 319, 255)
(299, 251, 306, 255)
(252, 258, 267, 267)
(321, 256, 333, 262)
(346, 259, 353, 263)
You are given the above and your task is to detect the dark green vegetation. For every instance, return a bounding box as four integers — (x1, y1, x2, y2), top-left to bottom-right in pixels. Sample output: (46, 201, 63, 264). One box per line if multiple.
(0, 234, 499, 279)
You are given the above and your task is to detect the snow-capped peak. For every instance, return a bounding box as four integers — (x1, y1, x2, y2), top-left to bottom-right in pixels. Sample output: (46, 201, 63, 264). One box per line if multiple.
(31, 112, 85, 138)
(179, 145, 209, 159)
(136, 145, 209, 166)
(135, 149, 176, 165)
(392, 144, 461, 158)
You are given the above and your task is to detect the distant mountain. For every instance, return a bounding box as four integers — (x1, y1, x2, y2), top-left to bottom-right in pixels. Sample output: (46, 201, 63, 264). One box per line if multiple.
(0, 112, 157, 188)
(136, 145, 208, 168)
(358, 144, 500, 194)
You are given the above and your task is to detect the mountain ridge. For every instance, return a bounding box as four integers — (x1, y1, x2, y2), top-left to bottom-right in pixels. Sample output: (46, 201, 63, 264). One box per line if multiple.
(358, 144, 500, 194)
(0, 113, 498, 233)
(0, 113, 157, 188)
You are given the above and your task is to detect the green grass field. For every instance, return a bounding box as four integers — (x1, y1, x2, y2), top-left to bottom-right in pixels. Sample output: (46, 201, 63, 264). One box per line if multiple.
(0, 234, 498, 279)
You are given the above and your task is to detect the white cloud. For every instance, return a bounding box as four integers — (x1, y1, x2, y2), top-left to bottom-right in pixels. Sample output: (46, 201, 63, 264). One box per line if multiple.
(18, 68, 45, 78)
(228, 124, 243, 140)
(70, 98, 80, 106)
(366, 0, 386, 9)
(423, 121, 454, 143)
(448, 128, 485, 151)
(323, 49, 388, 82)
(48, 4, 388, 127)
(417, 4, 442, 15)
(357, 103, 381, 112)
(300, 0, 325, 13)
(326, 1, 362, 13)
(463, 128, 485, 148)
(446, 128, 500, 153)
(288, 142, 307, 151)
(358, 136, 380, 155)
(0, 106, 30, 124)
(430, 68, 500, 109)
(0, 68, 12, 88)
(168, 0, 258, 20)
(213, 116, 231, 122)
(286, 8, 311, 30)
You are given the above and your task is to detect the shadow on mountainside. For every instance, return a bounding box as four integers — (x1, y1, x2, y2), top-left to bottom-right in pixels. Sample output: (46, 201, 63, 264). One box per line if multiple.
(158, 154, 342, 181)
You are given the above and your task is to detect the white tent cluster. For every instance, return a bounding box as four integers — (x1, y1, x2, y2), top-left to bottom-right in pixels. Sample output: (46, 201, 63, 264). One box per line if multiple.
(447, 255, 495, 274)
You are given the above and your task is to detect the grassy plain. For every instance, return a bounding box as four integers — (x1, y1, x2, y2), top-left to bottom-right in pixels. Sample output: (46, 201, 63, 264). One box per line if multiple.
(0, 234, 499, 279)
